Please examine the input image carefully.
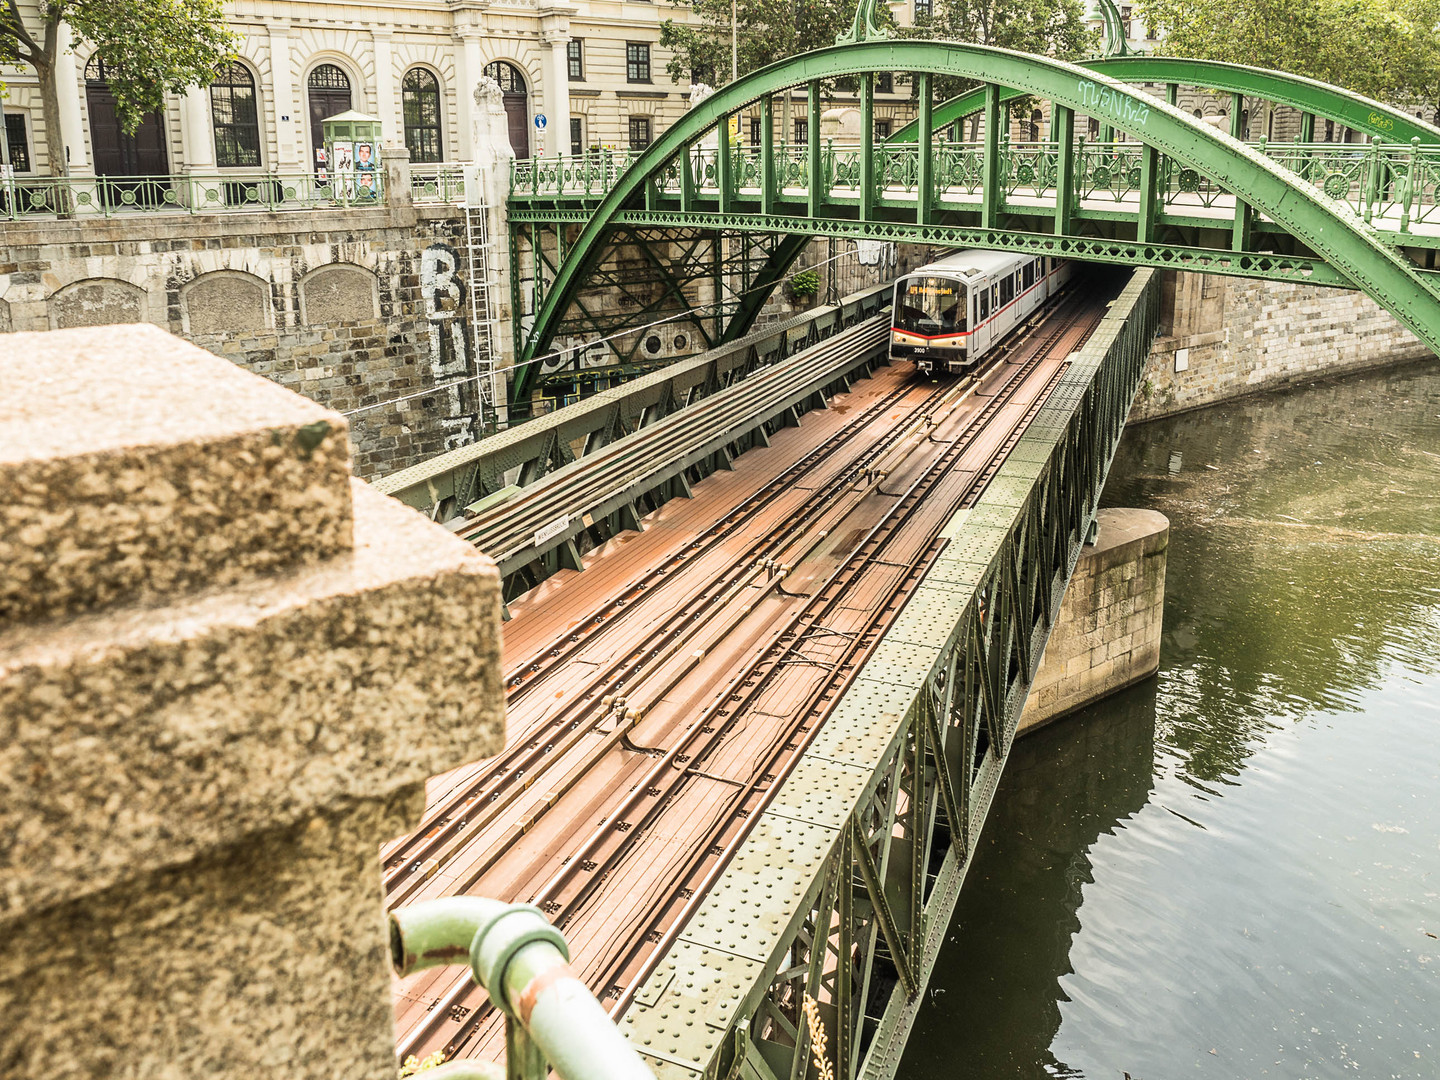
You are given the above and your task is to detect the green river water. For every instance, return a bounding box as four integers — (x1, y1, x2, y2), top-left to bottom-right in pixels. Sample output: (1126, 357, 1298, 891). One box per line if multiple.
(899, 360, 1440, 1079)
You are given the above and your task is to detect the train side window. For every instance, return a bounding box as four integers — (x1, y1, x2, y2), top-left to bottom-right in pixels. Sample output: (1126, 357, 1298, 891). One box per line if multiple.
(978, 289, 989, 321)
(999, 275, 1014, 308)
(1023, 262, 1035, 289)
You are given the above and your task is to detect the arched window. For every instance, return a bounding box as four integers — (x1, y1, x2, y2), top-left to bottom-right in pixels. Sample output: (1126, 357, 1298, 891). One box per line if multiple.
(484, 61, 526, 93)
(402, 68, 443, 163)
(212, 60, 261, 168)
(1028, 108, 1041, 141)
(307, 63, 352, 166)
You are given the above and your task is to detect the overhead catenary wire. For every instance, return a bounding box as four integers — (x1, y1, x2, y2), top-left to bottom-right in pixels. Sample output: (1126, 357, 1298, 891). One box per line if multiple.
(340, 241, 891, 419)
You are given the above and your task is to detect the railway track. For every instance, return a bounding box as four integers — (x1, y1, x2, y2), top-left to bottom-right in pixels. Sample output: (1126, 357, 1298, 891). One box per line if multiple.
(390, 283, 1111, 1064)
(382, 294, 1074, 906)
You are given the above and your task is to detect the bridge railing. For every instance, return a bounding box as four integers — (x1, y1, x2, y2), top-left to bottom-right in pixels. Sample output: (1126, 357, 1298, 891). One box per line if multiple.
(0, 169, 385, 219)
(508, 139, 1440, 236)
(411, 164, 470, 204)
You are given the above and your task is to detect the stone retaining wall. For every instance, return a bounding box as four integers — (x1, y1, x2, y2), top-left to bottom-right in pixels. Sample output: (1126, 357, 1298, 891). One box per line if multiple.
(1132, 271, 1434, 421)
(0, 205, 486, 480)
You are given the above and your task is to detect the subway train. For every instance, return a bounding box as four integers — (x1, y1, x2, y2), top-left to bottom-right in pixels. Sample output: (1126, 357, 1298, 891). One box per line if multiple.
(888, 251, 1071, 374)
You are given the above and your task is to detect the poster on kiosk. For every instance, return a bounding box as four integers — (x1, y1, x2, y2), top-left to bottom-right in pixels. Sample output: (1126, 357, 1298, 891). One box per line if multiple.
(320, 111, 384, 201)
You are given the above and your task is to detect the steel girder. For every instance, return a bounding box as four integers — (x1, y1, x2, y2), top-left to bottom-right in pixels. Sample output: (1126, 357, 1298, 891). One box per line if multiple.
(373, 285, 890, 518)
(887, 56, 1440, 146)
(618, 269, 1163, 1080)
(516, 41, 1440, 386)
(512, 217, 808, 400)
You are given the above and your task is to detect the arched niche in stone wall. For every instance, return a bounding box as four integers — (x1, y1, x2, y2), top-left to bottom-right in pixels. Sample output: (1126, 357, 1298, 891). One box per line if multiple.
(182, 271, 270, 336)
(49, 278, 146, 330)
(299, 263, 379, 327)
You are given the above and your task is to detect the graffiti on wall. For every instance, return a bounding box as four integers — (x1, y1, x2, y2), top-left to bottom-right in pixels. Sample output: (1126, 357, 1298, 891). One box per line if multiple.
(421, 243, 477, 449)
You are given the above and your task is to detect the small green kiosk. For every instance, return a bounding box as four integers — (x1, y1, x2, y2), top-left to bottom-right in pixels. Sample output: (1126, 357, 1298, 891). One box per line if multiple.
(319, 110, 384, 200)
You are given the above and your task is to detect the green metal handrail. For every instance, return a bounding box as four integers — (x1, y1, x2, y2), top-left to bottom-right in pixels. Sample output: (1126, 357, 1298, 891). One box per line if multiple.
(389, 898, 656, 1080)
(0, 168, 384, 220)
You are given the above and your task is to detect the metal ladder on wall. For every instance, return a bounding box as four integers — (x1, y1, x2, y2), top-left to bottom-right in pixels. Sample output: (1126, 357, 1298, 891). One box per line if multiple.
(464, 193, 503, 431)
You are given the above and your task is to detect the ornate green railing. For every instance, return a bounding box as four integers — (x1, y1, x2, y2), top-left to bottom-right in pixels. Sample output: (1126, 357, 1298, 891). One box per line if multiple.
(0, 169, 385, 219)
(508, 137, 1440, 238)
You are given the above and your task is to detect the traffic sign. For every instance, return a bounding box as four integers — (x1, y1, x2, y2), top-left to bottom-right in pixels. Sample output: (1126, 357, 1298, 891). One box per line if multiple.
(535, 114, 547, 130)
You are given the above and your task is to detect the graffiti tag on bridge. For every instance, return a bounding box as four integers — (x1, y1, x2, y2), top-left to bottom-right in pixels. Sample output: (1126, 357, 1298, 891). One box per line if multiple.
(1077, 80, 1150, 129)
(421, 243, 476, 450)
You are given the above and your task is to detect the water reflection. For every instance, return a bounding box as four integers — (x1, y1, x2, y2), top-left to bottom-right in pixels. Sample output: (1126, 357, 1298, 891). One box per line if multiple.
(901, 360, 1440, 1079)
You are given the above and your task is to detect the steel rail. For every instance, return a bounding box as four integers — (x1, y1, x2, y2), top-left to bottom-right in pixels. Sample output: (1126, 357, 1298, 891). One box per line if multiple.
(384, 298, 1072, 903)
(381, 377, 939, 899)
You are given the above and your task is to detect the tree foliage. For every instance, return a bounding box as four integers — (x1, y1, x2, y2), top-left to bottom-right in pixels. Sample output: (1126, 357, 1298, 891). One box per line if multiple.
(659, 0, 888, 84)
(920, 0, 1095, 57)
(0, 0, 236, 173)
(1136, 0, 1440, 113)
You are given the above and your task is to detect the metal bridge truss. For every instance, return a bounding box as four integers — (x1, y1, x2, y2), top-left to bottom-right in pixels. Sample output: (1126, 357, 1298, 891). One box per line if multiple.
(888, 55, 1440, 148)
(618, 269, 1162, 1080)
(374, 286, 889, 523)
(509, 218, 811, 403)
(508, 43, 1440, 403)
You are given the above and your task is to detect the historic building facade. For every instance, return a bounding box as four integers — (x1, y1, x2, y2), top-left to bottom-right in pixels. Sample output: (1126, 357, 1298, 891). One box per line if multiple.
(0, 0, 925, 181)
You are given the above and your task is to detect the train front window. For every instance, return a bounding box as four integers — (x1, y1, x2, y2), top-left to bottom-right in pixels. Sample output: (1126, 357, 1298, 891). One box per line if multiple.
(896, 277, 966, 335)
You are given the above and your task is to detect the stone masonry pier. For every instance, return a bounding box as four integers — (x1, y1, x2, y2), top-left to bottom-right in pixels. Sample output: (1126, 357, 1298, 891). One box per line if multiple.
(1019, 507, 1168, 735)
(0, 325, 505, 1079)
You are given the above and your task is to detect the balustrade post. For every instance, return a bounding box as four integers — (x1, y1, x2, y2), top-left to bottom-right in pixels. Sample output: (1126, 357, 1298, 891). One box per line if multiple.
(1137, 142, 1158, 243)
(760, 95, 775, 215)
(1363, 136, 1381, 224)
(1401, 137, 1419, 233)
(980, 82, 1000, 230)
(718, 112, 734, 214)
(807, 80, 823, 216)
(859, 73, 875, 221)
(1053, 104, 1075, 237)
(917, 73, 934, 226)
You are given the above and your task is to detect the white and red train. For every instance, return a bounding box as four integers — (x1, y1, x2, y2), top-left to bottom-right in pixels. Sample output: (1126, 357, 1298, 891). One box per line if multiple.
(889, 250, 1072, 374)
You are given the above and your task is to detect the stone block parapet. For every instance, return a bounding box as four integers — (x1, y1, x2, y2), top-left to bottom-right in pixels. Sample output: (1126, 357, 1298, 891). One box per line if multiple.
(0, 326, 505, 1080)
(1018, 508, 1167, 735)
(0, 325, 353, 625)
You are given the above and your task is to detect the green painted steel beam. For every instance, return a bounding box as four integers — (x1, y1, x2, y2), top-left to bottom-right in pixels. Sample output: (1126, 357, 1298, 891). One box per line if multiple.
(516, 40, 1440, 384)
(888, 55, 1440, 146)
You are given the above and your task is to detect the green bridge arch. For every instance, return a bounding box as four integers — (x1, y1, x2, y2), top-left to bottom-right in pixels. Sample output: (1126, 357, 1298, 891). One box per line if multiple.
(515, 41, 1440, 400)
(888, 55, 1440, 146)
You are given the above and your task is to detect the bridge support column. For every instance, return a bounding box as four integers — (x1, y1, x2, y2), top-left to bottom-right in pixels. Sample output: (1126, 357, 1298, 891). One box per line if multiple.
(0, 327, 505, 1080)
(1017, 508, 1168, 735)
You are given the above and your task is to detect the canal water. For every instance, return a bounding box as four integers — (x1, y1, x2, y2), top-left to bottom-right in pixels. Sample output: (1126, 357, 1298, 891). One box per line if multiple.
(900, 360, 1440, 1079)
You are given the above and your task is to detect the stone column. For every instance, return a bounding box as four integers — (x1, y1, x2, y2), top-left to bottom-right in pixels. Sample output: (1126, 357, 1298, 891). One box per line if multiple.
(0, 325, 505, 1080)
(372, 31, 399, 142)
(1017, 507, 1168, 735)
(181, 85, 217, 169)
(383, 141, 413, 209)
(52, 22, 87, 172)
(538, 6, 576, 158)
(269, 25, 300, 166)
(455, 27, 486, 161)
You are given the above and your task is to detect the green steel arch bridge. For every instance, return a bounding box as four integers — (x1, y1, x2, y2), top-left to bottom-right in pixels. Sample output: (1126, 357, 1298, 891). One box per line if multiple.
(481, 26, 1440, 1080)
(506, 38, 1440, 405)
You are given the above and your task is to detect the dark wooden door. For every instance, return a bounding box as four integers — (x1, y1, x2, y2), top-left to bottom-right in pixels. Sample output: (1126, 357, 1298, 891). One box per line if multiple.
(504, 95, 530, 157)
(85, 82, 168, 177)
(308, 90, 352, 167)
(307, 64, 353, 168)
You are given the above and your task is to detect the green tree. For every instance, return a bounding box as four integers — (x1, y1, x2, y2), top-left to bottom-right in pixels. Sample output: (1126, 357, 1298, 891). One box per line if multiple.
(1136, 0, 1440, 115)
(659, 0, 864, 86)
(0, 0, 237, 175)
(911, 0, 1096, 129)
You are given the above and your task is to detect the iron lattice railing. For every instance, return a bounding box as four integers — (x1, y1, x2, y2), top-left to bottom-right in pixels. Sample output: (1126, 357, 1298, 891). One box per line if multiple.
(0, 169, 385, 219)
(508, 138, 1440, 238)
